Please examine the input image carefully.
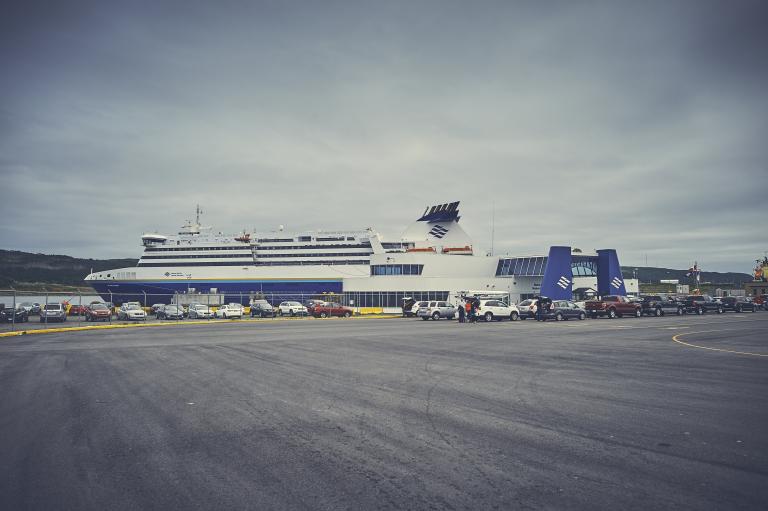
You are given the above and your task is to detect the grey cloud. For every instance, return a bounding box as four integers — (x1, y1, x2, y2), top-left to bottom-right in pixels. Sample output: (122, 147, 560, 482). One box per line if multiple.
(1, 0, 766, 273)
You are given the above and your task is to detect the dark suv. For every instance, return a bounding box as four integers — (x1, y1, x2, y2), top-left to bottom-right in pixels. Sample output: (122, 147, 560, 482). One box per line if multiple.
(682, 295, 724, 315)
(720, 296, 757, 313)
(640, 295, 685, 316)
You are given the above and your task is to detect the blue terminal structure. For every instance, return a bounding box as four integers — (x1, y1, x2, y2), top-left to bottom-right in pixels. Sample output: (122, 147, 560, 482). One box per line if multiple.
(538, 247, 626, 300)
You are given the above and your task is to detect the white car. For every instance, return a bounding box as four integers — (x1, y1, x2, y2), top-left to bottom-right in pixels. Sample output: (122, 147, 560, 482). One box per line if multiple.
(476, 299, 520, 322)
(118, 304, 147, 321)
(277, 301, 308, 316)
(215, 304, 243, 319)
(410, 301, 428, 316)
(517, 299, 539, 319)
(417, 301, 457, 320)
(188, 304, 213, 319)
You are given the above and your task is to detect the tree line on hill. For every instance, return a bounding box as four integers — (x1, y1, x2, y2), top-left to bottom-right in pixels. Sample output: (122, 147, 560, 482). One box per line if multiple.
(0, 250, 137, 290)
(620, 266, 751, 285)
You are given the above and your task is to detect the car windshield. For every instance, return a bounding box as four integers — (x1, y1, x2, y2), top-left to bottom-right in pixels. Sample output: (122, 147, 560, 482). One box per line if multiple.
(194, 305, 208, 310)
(127, 305, 141, 310)
(45, 304, 62, 310)
(92, 304, 107, 310)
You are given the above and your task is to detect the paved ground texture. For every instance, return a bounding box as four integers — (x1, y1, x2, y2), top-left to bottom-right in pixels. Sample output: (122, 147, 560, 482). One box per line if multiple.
(1, 313, 767, 510)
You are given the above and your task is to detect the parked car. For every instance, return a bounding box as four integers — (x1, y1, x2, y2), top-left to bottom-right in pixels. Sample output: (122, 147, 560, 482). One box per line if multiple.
(681, 295, 723, 315)
(312, 302, 354, 318)
(158, 304, 185, 320)
(18, 302, 40, 314)
(539, 300, 587, 321)
(150, 304, 165, 315)
(277, 301, 308, 316)
(719, 296, 757, 313)
(304, 299, 327, 314)
(117, 304, 147, 321)
(585, 295, 642, 319)
(640, 295, 685, 316)
(417, 301, 457, 320)
(40, 303, 67, 323)
(249, 299, 275, 318)
(517, 299, 539, 319)
(85, 303, 112, 322)
(188, 304, 213, 319)
(2, 306, 29, 323)
(214, 304, 243, 319)
(474, 299, 520, 322)
(68, 304, 88, 316)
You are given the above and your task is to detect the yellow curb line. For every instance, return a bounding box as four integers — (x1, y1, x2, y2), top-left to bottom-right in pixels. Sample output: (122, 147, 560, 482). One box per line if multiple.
(672, 330, 768, 358)
(0, 314, 402, 338)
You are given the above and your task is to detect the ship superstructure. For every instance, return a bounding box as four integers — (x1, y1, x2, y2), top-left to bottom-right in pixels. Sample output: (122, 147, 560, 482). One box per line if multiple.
(85, 201, 625, 307)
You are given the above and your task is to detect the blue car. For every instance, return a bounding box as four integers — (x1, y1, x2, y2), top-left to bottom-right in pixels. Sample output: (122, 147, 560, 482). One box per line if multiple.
(540, 300, 587, 321)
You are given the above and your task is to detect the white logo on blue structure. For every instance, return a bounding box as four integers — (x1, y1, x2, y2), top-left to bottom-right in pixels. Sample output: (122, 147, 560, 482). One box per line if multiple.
(611, 277, 623, 289)
(557, 276, 571, 289)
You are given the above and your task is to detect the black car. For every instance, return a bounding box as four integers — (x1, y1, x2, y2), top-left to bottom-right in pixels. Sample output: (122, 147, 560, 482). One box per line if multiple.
(250, 300, 276, 318)
(681, 295, 724, 315)
(640, 295, 685, 316)
(539, 300, 587, 321)
(719, 296, 757, 313)
(2, 307, 29, 323)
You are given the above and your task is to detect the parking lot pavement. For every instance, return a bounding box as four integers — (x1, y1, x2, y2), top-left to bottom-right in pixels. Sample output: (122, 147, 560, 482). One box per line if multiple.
(1, 314, 767, 510)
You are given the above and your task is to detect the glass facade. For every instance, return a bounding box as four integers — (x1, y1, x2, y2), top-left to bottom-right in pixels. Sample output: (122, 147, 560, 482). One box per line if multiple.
(342, 290, 449, 307)
(496, 257, 547, 276)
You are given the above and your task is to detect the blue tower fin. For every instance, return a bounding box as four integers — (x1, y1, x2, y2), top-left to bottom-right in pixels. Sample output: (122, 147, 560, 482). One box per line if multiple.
(597, 249, 626, 296)
(539, 246, 573, 300)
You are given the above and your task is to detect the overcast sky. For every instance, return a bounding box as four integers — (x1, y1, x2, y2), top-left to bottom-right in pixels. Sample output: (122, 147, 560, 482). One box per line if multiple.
(1, 0, 766, 272)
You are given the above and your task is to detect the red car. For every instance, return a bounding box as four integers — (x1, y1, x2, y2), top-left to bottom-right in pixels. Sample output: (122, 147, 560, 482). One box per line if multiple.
(311, 302, 353, 318)
(68, 304, 89, 316)
(585, 295, 642, 319)
(85, 303, 112, 322)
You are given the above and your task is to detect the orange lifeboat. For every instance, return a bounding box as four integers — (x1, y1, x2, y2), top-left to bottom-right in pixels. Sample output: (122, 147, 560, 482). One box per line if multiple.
(442, 245, 473, 254)
(235, 233, 251, 243)
(406, 247, 436, 253)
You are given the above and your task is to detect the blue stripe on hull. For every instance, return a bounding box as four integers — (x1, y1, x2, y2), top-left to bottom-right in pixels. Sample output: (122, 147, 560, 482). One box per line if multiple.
(88, 280, 344, 305)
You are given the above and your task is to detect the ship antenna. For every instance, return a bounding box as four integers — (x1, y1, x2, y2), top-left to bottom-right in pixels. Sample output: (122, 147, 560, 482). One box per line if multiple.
(490, 202, 495, 257)
(196, 205, 202, 226)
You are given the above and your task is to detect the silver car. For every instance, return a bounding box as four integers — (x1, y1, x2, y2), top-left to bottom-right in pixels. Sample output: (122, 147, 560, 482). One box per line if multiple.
(417, 301, 456, 320)
(188, 304, 213, 319)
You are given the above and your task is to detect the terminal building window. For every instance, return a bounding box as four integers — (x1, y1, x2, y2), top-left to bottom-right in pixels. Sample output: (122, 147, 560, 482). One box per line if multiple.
(342, 290, 448, 307)
(496, 257, 547, 277)
(370, 264, 424, 276)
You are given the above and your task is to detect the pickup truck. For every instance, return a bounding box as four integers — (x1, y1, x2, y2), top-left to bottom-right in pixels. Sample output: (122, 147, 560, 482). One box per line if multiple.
(681, 295, 724, 315)
(312, 302, 353, 318)
(640, 295, 685, 316)
(585, 295, 642, 319)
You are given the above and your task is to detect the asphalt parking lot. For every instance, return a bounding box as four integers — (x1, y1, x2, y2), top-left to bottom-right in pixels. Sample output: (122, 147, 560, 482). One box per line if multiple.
(1, 314, 767, 510)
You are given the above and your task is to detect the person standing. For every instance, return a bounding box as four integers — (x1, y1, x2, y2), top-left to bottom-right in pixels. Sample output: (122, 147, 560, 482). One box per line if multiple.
(457, 299, 466, 323)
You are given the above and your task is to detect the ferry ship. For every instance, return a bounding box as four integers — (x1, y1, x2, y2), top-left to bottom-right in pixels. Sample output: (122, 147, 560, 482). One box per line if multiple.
(85, 202, 629, 307)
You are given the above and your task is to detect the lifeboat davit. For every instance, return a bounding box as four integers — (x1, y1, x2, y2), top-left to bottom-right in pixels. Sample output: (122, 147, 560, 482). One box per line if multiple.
(442, 245, 473, 254)
(406, 247, 436, 253)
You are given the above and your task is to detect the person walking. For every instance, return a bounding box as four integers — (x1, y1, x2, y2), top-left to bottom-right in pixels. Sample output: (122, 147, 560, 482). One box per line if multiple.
(469, 298, 478, 323)
(457, 299, 466, 323)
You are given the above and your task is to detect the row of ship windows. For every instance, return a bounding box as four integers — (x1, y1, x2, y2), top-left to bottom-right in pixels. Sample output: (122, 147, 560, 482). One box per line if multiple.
(370, 264, 424, 276)
(145, 243, 372, 252)
(140, 252, 372, 260)
(137, 260, 370, 267)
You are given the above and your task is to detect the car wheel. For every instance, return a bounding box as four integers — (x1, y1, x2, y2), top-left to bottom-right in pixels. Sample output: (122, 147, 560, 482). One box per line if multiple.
(320, 312, 328, 318)
(717, 307, 723, 314)
(432, 312, 440, 321)
(555, 312, 563, 321)
(484, 312, 493, 322)
(344, 311, 351, 318)
(510, 311, 519, 321)
(607, 308, 616, 319)
(654, 308, 662, 317)
(676, 307, 683, 316)
(635, 308, 642, 318)
(578, 312, 586, 320)
(696, 307, 703, 315)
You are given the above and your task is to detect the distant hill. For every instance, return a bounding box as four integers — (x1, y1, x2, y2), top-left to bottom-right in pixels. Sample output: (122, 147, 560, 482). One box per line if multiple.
(0, 250, 137, 290)
(621, 266, 752, 285)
